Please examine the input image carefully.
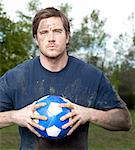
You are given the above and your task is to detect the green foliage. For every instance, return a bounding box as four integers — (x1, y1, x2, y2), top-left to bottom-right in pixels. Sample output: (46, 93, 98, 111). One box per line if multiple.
(110, 62, 135, 108)
(27, 0, 41, 12)
(70, 10, 109, 70)
(0, 3, 32, 76)
(70, 10, 108, 51)
(111, 17, 135, 108)
(0, 0, 42, 76)
(59, 3, 72, 19)
(119, 66, 135, 108)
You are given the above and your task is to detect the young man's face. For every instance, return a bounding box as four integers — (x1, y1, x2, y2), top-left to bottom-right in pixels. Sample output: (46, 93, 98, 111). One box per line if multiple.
(36, 17, 69, 59)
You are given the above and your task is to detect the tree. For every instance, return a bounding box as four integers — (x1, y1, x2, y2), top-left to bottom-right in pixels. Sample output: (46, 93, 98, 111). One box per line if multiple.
(0, 0, 43, 76)
(0, 3, 32, 76)
(16, 0, 41, 58)
(70, 10, 109, 70)
(110, 13, 135, 108)
(111, 63, 135, 109)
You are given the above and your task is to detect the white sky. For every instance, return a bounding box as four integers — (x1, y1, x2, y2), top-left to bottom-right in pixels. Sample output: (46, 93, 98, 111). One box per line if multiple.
(2, 0, 135, 37)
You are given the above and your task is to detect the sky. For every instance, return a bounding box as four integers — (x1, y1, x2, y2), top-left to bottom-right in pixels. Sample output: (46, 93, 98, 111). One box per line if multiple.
(2, 0, 135, 36)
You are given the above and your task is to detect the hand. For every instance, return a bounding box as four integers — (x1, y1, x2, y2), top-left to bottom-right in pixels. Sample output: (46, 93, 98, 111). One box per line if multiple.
(12, 102, 47, 137)
(60, 98, 90, 136)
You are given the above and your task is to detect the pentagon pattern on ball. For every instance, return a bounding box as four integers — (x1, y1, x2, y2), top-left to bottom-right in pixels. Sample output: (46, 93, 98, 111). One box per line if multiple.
(46, 125, 61, 137)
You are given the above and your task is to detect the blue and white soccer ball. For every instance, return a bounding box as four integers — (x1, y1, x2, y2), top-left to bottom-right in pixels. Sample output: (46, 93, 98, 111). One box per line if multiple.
(34, 95, 71, 139)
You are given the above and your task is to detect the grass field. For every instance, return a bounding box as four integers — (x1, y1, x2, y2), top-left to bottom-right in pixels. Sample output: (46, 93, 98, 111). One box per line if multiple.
(0, 110, 135, 150)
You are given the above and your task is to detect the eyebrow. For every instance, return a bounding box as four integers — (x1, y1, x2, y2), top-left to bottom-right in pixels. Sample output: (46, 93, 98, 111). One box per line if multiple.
(39, 28, 64, 31)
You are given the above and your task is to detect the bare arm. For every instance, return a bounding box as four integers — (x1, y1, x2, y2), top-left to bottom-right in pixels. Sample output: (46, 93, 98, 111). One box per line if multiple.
(0, 111, 15, 128)
(0, 102, 47, 137)
(60, 101, 132, 135)
(87, 107, 132, 131)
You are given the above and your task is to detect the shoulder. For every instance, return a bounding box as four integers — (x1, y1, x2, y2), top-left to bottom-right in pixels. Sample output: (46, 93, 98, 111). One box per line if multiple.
(0, 57, 39, 86)
(6, 58, 35, 76)
(69, 56, 102, 77)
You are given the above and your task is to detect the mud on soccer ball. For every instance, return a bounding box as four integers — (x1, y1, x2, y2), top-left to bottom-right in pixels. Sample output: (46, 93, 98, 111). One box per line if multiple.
(33, 95, 71, 139)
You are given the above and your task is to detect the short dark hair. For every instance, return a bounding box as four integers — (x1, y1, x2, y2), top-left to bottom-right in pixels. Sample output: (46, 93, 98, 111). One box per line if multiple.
(32, 7, 70, 38)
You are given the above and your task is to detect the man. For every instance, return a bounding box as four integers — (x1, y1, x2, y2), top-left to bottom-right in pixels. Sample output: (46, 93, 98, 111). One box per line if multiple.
(0, 7, 132, 150)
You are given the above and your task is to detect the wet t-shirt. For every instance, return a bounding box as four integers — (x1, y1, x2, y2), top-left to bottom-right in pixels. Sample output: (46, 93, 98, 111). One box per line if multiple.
(0, 56, 126, 150)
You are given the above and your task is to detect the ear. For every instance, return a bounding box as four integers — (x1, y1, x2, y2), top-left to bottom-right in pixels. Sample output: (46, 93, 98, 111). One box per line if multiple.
(66, 34, 70, 44)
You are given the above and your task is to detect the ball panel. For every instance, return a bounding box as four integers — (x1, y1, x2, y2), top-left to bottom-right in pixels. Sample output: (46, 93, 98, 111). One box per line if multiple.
(46, 125, 61, 137)
(47, 102, 63, 116)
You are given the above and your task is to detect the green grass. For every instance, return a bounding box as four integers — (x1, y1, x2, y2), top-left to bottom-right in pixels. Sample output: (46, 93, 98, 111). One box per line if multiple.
(0, 110, 135, 150)
(0, 125, 20, 150)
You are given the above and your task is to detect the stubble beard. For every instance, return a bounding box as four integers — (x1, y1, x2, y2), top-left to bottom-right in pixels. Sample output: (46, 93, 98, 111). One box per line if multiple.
(40, 49, 67, 61)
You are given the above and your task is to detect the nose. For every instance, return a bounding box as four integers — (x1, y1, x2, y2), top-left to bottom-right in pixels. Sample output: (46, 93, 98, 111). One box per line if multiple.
(48, 32, 55, 42)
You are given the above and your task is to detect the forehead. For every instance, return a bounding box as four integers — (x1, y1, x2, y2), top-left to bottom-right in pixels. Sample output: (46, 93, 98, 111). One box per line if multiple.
(38, 17, 64, 29)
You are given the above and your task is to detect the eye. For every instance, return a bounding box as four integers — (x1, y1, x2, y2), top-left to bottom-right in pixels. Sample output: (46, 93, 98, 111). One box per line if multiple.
(54, 29, 62, 33)
(40, 30, 48, 35)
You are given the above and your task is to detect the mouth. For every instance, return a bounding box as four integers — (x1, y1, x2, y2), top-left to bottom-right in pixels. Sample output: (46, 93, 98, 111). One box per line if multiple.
(48, 44, 56, 48)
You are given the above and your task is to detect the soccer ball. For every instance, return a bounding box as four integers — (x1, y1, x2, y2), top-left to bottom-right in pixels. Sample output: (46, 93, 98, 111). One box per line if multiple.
(34, 95, 71, 139)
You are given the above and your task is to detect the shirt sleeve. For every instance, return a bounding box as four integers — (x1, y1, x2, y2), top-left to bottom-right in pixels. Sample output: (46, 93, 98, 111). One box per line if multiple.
(0, 73, 14, 111)
(94, 73, 126, 110)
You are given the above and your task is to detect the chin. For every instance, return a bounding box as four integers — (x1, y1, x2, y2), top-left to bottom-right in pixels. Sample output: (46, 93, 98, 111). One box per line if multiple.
(40, 49, 66, 59)
(46, 53, 62, 59)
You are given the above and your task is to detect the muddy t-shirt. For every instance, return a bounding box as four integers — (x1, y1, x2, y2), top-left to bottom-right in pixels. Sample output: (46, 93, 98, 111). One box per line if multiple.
(0, 56, 126, 150)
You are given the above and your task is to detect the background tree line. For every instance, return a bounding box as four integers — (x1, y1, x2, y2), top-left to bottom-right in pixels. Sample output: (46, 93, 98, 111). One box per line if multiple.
(0, 0, 135, 108)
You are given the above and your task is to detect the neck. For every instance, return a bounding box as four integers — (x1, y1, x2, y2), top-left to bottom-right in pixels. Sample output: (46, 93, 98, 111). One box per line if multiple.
(40, 52, 68, 72)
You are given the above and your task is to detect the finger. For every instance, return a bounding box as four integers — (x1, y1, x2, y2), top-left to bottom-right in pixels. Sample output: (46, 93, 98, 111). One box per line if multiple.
(60, 111, 77, 121)
(62, 115, 81, 129)
(67, 120, 81, 136)
(35, 102, 46, 109)
(27, 124, 42, 137)
(32, 121, 45, 131)
(33, 103, 46, 111)
(33, 114, 47, 121)
(28, 119, 45, 131)
(60, 103, 74, 109)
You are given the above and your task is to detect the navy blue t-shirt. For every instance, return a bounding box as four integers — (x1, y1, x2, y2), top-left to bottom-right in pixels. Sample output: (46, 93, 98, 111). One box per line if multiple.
(0, 56, 126, 149)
